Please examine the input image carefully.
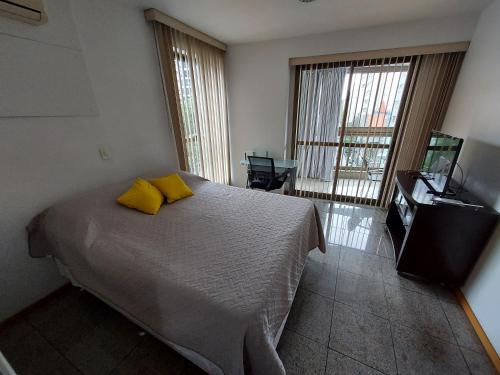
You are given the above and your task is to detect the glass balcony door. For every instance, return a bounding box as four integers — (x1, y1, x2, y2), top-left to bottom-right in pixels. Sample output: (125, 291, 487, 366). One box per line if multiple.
(293, 58, 411, 206)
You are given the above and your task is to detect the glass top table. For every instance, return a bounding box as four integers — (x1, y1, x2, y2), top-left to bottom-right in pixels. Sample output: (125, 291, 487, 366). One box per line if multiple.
(240, 159, 298, 169)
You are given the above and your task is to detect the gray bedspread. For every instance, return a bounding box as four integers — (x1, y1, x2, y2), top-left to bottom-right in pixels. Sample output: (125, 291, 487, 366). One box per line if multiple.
(27, 171, 325, 375)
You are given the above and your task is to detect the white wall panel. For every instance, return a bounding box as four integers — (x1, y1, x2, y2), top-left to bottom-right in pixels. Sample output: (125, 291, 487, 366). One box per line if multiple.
(0, 33, 98, 117)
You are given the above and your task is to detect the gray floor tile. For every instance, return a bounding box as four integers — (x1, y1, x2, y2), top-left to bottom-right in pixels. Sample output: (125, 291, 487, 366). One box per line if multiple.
(385, 284, 455, 342)
(329, 215, 385, 235)
(25, 288, 113, 353)
(325, 215, 348, 232)
(64, 309, 142, 375)
(460, 347, 497, 375)
(340, 204, 387, 227)
(286, 288, 334, 345)
(326, 349, 385, 375)
(0, 318, 33, 346)
(329, 229, 394, 259)
(277, 329, 328, 375)
(300, 257, 338, 299)
(345, 232, 394, 259)
(335, 211, 385, 230)
(441, 301, 484, 353)
(335, 270, 389, 318)
(434, 286, 459, 304)
(183, 361, 208, 375)
(309, 198, 334, 213)
(327, 227, 360, 246)
(111, 335, 196, 375)
(349, 205, 387, 224)
(351, 215, 386, 232)
(98, 308, 145, 343)
(329, 202, 386, 222)
(307, 245, 341, 266)
(339, 248, 383, 280)
(329, 303, 396, 375)
(0, 320, 80, 375)
(381, 258, 441, 298)
(392, 323, 469, 375)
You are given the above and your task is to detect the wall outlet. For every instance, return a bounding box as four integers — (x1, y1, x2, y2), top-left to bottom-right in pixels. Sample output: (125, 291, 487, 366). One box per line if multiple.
(98, 145, 111, 161)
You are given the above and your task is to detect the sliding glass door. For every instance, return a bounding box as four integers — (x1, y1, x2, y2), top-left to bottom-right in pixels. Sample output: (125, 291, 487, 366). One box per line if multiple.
(292, 58, 411, 206)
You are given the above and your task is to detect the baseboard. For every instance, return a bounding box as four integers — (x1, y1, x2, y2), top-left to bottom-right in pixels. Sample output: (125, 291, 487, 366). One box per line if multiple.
(0, 283, 71, 332)
(455, 289, 500, 373)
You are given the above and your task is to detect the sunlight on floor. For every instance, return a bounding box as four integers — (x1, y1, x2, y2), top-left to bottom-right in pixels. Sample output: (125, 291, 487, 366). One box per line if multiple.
(296, 177, 381, 199)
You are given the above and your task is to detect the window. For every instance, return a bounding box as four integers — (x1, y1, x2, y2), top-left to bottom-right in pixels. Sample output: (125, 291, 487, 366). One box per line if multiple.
(153, 23, 230, 184)
(293, 59, 410, 205)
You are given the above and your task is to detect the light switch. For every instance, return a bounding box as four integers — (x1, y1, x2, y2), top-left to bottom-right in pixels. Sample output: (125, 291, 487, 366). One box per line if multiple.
(98, 145, 111, 161)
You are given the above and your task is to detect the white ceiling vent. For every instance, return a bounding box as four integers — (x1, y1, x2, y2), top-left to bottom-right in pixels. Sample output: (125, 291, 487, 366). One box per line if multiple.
(0, 0, 47, 25)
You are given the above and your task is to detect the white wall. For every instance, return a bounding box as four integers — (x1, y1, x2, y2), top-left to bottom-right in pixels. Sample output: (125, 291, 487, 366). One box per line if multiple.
(226, 15, 479, 187)
(0, 0, 177, 321)
(441, 0, 500, 353)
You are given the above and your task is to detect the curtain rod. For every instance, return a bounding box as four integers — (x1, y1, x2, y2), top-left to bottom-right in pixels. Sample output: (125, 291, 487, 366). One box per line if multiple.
(144, 8, 227, 51)
(289, 41, 470, 66)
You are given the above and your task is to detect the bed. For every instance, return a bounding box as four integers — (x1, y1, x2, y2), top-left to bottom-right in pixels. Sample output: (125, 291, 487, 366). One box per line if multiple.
(27, 171, 325, 375)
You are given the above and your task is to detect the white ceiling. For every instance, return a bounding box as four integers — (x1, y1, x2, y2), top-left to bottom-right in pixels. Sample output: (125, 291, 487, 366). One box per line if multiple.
(120, 0, 491, 45)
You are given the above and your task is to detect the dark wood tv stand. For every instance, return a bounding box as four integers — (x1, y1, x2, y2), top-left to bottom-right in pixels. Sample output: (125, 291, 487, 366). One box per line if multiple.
(385, 170, 498, 287)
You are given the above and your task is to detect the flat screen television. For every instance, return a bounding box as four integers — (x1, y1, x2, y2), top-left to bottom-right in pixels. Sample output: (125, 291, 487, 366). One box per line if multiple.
(420, 130, 463, 195)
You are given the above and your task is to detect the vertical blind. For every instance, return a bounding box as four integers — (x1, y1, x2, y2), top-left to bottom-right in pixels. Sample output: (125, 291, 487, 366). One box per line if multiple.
(380, 52, 464, 206)
(292, 57, 411, 206)
(152, 22, 230, 184)
(291, 51, 465, 207)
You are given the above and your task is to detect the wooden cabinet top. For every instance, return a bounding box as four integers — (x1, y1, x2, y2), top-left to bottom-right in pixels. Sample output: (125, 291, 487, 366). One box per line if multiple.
(395, 170, 498, 215)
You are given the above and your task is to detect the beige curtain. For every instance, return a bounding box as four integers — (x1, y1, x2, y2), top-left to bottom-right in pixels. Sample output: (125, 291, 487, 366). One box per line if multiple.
(380, 52, 465, 206)
(294, 64, 348, 190)
(153, 23, 230, 184)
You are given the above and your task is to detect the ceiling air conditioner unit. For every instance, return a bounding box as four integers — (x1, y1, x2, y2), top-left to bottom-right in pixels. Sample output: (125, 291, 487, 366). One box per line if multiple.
(0, 0, 47, 25)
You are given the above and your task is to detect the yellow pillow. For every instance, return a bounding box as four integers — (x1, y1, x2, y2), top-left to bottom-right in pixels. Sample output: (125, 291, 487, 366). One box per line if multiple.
(117, 178, 164, 214)
(150, 173, 194, 203)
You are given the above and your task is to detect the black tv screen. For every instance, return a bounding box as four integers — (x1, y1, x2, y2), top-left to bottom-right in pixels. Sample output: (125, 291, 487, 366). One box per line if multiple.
(421, 131, 463, 194)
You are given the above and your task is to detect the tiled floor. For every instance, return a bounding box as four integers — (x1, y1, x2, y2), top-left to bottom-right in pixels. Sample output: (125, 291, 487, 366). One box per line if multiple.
(279, 199, 496, 375)
(0, 289, 205, 375)
(0, 199, 496, 375)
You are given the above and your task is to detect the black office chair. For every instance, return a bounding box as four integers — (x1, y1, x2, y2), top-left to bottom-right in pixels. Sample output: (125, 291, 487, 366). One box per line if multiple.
(246, 156, 288, 192)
